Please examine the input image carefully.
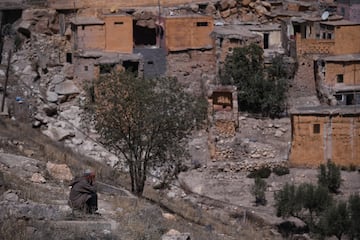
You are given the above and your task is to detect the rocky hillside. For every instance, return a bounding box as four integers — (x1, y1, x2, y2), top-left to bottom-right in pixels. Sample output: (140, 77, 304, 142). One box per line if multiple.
(0, 1, 352, 240)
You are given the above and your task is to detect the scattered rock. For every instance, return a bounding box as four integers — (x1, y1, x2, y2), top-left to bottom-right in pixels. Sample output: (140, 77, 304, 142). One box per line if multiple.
(30, 173, 46, 183)
(55, 80, 80, 95)
(162, 229, 191, 240)
(46, 162, 73, 181)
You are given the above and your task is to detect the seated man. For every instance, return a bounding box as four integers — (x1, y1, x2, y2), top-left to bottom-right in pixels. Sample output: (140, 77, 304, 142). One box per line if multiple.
(68, 169, 98, 214)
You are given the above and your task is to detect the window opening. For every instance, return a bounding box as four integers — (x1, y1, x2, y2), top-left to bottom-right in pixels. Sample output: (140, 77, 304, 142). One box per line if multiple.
(346, 94, 354, 105)
(123, 61, 139, 75)
(335, 94, 343, 101)
(84, 66, 88, 71)
(133, 20, 157, 47)
(313, 124, 320, 134)
(263, 33, 269, 49)
(66, 53, 72, 63)
(336, 74, 344, 83)
(99, 64, 115, 74)
(114, 22, 124, 25)
(196, 22, 208, 27)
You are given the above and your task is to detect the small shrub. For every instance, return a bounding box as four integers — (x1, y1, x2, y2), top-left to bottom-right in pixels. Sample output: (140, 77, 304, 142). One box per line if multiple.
(349, 194, 360, 239)
(273, 166, 290, 176)
(247, 167, 271, 178)
(251, 176, 267, 206)
(318, 200, 350, 240)
(318, 161, 342, 194)
(349, 164, 357, 172)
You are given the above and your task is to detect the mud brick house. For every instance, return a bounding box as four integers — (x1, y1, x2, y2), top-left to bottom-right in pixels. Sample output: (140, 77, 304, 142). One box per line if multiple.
(290, 105, 360, 167)
(208, 85, 238, 161)
(70, 15, 143, 81)
(316, 54, 360, 105)
(164, 15, 213, 52)
(71, 17, 106, 51)
(337, 0, 360, 23)
(165, 15, 216, 93)
(295, 20, 360, 56)
(71, 14, 133, 53)
(249, 23, 284, 61)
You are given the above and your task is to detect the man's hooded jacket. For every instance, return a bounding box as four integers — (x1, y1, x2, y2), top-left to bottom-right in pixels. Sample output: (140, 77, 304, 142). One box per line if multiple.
(68, 177, 96, 209)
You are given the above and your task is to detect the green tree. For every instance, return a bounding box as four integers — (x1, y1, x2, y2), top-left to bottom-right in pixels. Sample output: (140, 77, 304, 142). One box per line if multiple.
(220, 43, 288, 117)
(274, 182, 332, 233)
(274, 183, 302, 218)
(297, 183, 332, 229)
(318, 200, 350, 240)
(318, 161, 342, 194)
(349, 194, 360, 239)
(84, 71, 207, 195)
(251, 176, 267, 206)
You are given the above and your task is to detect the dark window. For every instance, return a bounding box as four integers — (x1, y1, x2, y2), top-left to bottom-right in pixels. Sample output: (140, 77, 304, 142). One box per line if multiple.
(123, 61, 139, 75)
(84, 66, 88, 71)
(337, 74, 344, 83)
(322, 32, 326, 39)
(133, 20, 157, 46)
(263, 33, 269, 49)
(341, 7, 345, 16)
(346, 94, 354, 105)
(82, 25, 85, 30)
(99, 64, 115, 74)
(147, 61, 154, 65)
(327, 33, 332, 39)
(66, 53, 72, 63)
(335, 94, 343, 101)
(313, 124, 320, 134)
(229, 38, 239, 44)
(114, 22, 124, 25)
(196, 22, 208, 27)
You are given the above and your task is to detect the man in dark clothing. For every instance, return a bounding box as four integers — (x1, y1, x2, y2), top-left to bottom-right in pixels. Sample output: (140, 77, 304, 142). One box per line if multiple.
(68, 169, 99, 214)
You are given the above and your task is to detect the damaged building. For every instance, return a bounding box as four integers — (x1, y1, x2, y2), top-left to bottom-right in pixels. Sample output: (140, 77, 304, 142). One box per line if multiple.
(208, 85, 238, 161)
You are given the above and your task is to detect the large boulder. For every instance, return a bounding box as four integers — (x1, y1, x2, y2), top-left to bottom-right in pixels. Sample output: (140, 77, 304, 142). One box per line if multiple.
(54, 80, 80, 95)
(42, 125, 75, 141)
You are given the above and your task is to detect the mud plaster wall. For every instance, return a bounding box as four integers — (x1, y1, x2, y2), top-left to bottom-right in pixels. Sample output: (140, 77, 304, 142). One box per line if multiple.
(104, 15, 133, 53)
(75, 24, 105, 50)
(333, 25, 360, 55)
(48, 0, 210, 9)
(165, 16, 213, 52)
(290, 115, 360, 167)
(74, 58, 98, 82)
(166, 50, 216, 94)
(325, 62, 360, 87)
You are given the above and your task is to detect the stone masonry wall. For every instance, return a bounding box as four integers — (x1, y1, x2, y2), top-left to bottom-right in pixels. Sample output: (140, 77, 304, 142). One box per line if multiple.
(166, 49, 216, 94)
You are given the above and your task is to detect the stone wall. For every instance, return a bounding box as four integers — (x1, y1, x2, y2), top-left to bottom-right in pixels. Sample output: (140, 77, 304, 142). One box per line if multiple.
(208, 86, 238, 162)
(166, 49, 216, 94)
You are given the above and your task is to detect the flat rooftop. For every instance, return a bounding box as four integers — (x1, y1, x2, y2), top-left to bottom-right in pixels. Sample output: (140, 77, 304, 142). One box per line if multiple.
(291, 105, 360, 115)
(320, 20, 360, 26)
(324, 54, 360, 62)
(212, 25, 258, 39)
